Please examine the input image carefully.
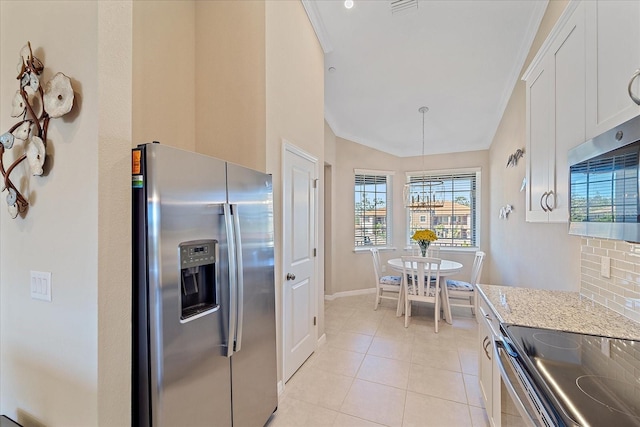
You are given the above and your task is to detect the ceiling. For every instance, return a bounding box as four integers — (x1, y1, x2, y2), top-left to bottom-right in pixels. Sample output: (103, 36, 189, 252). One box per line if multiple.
(303, 0, 548, 157)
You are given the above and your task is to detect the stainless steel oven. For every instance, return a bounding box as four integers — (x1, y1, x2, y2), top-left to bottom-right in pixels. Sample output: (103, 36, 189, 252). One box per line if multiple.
(495, 324, 640, 427)
(494, 333, 562, 426)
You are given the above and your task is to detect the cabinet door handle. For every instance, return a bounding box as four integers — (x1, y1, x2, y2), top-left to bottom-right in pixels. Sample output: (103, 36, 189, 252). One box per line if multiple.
(483, 336, 492, 360)
(628, 69, 640, 105)
(540, 192, 549, 212)
(545, 190, 555, 211)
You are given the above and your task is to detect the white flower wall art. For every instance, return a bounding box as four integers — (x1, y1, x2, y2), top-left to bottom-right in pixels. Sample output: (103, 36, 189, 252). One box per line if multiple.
(1, 42, 75, 218)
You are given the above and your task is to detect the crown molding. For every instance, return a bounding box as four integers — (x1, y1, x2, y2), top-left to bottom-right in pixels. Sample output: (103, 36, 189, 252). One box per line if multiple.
(301, 0, 333, 54)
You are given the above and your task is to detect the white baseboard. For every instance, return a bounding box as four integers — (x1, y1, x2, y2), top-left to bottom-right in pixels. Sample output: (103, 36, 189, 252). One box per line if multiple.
(324, 288, 376, 300)
(277, 380, 284, 396)
(317, 333, 327, 346)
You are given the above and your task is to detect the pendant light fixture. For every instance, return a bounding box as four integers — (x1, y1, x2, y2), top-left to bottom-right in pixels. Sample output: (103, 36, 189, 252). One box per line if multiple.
(403, 106, 445, 209)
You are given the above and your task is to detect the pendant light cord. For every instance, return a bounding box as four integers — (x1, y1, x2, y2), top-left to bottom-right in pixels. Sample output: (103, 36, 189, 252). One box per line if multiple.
(421, 108, 425, 173)
(419, 106, 428, 199)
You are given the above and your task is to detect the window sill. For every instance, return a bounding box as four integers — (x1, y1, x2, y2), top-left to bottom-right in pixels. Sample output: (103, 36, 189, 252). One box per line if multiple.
(353, 246, 397, 253)
(402, 246, 480, 253)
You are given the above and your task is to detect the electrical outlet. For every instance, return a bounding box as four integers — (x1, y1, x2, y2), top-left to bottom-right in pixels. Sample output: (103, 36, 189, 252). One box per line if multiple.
(601, 256, 611, 278)
(30, 271, 51, 302)
(601, 337, 611, 357)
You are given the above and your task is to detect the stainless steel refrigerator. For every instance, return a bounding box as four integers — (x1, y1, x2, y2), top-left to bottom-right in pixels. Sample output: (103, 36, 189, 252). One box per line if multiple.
(132, 143, 278, 427)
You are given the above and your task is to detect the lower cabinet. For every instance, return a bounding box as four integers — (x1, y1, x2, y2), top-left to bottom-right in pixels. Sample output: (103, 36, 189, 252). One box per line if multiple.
(477, 295, 501, 427)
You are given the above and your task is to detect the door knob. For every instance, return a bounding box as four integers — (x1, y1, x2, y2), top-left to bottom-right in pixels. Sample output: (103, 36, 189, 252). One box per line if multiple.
(286, 273, 296, 281)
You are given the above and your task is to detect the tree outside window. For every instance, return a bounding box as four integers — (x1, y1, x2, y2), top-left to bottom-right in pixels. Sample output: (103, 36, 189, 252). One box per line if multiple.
(406, 170, 480, 248)
(355, 173, 390, 247)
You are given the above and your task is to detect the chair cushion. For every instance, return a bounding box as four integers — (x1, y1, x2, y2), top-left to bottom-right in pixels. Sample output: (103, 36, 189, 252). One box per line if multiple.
(409, 275, 437, 282)
(446, 279, 474, 292)
(380, 275, 401, 286)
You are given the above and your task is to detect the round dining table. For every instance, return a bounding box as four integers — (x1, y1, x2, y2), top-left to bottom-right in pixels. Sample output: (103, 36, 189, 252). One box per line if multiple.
(387, 258, 463, 324)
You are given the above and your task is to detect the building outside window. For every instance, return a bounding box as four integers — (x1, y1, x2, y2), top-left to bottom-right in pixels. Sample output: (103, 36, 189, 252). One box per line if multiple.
(406, 168, 480, 248)
(354, 170, 393, 247)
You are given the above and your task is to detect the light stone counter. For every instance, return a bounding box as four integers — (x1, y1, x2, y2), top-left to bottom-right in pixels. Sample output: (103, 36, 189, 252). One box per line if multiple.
(477, 284, 640, 341)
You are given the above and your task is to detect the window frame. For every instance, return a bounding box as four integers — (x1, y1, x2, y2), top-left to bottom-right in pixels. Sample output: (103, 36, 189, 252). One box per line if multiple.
(354, 169, 394, 250)
(405, 167, 481, 251)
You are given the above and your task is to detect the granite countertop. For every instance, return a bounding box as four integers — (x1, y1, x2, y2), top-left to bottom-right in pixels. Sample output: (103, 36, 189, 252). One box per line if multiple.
(477, 284, 640, 341)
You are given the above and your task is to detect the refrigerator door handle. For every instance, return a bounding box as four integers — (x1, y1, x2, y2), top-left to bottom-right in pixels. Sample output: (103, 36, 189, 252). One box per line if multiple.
(231, 204, 244, 352)
(224, 203, 237, 358)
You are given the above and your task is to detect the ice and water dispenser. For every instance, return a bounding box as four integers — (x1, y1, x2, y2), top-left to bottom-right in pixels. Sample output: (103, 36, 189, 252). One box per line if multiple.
(179, 240, 218, 321)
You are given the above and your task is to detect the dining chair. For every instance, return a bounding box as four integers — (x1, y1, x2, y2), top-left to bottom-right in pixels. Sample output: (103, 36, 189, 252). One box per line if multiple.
(401, 256, 442, 332)
(446, 251, 485, 316)
(370, 248, 403, 315)
(427, 245, 440, 259)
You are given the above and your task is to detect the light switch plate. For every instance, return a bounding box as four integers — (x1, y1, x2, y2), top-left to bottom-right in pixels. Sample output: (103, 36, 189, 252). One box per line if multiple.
(30, 271, 51, 302)
(601, 256, 611, 278)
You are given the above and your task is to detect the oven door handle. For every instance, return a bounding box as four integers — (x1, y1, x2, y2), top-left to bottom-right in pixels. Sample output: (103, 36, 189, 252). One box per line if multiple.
(494, 338, 539, 426)
(500, 335, 518, 358)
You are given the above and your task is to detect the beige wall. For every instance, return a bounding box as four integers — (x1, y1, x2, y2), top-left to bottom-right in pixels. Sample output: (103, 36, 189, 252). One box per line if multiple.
(324, 122, 337, 296)
(487, 0, 581, 291)
(133, 0, 196, 151)
(265, 0, 326, 373)
(1, 2, 100, 425)
(0, 1, 132, 426)
(330, 136, 490, 295)
(195, 0, 267, 172)
(97, 3, 133, 425)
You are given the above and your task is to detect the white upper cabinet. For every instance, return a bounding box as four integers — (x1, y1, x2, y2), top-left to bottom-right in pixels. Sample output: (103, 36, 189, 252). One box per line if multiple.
(585, 1, 640, 140)
(525, 57, 553, 222)
(524, 1, 586, 223)
(551, 2, 586, 223)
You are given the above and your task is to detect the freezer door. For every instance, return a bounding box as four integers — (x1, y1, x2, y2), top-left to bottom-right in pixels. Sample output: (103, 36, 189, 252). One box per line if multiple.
(227, 163, 278, 427)
(143, 144, 232, 427)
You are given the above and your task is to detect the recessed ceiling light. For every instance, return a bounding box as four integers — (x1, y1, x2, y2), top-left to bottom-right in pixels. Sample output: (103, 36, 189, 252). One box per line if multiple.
(344, 0, 354, 9)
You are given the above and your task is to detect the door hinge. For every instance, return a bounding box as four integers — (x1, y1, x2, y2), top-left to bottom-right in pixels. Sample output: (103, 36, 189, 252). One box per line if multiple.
(313, 248, 317, 257)
(313, 316, 317, 326)
(313, 179, 318, 189)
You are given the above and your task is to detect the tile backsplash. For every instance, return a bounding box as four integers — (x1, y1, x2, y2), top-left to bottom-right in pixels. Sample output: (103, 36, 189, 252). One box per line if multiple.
(581, 238, 640, 323)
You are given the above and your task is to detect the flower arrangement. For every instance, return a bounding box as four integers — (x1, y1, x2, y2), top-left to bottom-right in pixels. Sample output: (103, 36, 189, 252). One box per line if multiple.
(412, 229, 438, 257)
(412, 229, 438, 243)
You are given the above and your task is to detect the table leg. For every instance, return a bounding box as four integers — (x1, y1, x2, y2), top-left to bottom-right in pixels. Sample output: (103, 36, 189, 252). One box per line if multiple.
(440, 276, 452, 324)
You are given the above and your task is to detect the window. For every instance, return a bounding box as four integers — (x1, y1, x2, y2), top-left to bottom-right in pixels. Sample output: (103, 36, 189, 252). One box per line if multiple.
(354, 170, 393, 247)
(406, 169, 480, 248)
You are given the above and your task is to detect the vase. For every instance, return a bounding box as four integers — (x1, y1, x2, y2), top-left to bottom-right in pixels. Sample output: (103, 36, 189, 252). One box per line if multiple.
(418, 240, 429, 257)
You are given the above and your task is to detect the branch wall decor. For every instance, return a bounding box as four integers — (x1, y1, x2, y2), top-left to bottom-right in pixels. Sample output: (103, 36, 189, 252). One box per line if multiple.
(1, 42, 74, 218)
(499, 204, 513, 219)
(506, 148, 524, 168)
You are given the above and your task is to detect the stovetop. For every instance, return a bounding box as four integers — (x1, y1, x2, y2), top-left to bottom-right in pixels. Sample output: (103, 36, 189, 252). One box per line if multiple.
(502, 324, 640, 426)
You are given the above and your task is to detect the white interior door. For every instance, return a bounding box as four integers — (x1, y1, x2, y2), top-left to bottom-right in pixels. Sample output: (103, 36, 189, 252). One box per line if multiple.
(282, 143, 317, 382)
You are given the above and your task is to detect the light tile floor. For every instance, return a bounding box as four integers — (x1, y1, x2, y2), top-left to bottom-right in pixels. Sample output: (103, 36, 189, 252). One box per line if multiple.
(267, 293, 490, 427)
